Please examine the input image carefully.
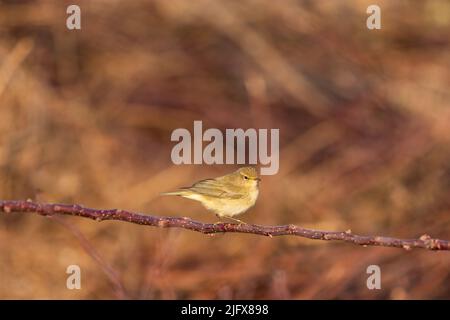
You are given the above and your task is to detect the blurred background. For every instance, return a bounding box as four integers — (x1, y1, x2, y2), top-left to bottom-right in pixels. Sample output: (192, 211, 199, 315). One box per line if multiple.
(1, 0, 450, 299)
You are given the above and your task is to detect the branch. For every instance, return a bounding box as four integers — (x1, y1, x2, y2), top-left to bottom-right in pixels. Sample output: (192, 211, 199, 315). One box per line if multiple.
(1, 199, 449, 251)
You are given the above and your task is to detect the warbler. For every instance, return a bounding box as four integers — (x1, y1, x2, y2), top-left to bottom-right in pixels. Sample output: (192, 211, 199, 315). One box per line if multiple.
(161, 167, 260, 223)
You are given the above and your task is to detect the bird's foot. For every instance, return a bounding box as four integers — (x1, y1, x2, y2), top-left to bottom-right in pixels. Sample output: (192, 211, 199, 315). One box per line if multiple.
(214, 214, 247, 225)
(225, 216, 247, 225)
(213, 215, 225, 225)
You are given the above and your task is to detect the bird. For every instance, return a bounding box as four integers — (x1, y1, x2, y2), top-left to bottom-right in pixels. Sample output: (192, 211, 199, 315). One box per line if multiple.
(161, 167, 260, 224)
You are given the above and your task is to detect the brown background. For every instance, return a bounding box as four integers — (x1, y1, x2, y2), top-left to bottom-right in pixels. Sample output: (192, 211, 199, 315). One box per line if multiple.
(0, 0, 449, 299)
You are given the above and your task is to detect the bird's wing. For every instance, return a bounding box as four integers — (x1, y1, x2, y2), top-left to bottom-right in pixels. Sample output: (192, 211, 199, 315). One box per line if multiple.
(182, 179, 244, 199)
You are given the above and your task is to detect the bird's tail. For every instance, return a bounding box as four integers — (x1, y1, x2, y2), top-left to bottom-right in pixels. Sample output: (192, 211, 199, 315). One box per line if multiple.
(160, 190, 188, 197)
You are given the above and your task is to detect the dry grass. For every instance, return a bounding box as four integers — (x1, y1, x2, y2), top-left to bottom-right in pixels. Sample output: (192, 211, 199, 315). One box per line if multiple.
(1, 0, 450, 299)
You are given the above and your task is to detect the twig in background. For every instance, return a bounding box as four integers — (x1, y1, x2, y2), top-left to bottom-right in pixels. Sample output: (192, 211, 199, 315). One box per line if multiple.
(50, 215, 128, 299)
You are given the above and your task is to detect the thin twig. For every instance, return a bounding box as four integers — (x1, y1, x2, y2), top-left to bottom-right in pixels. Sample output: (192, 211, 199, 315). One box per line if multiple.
(1, 199, 449, 251)
(50, 215, 128, 299)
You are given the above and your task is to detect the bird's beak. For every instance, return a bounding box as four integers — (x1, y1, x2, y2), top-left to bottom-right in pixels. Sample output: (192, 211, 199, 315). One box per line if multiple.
(255, 178, 261, 181)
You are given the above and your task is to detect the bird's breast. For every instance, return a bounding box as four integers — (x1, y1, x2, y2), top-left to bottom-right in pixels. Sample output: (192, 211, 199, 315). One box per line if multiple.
(247, 187, 259, 206)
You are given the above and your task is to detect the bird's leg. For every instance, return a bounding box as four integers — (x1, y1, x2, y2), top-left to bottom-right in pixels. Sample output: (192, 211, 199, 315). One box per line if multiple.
(213, 214, 246, 225)
(214, 214, 225, 225)
(223, 216, 246, 225)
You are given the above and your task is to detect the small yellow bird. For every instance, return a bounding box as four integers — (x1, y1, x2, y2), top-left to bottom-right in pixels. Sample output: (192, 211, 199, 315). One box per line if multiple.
(162, 167, 260, 223)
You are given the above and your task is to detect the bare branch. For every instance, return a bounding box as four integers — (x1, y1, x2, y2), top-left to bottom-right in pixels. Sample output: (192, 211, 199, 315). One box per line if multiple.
(1, 199, 449, 251)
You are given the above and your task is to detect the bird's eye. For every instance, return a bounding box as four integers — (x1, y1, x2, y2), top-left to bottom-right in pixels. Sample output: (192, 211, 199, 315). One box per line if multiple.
(243, 176, 249, 180)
